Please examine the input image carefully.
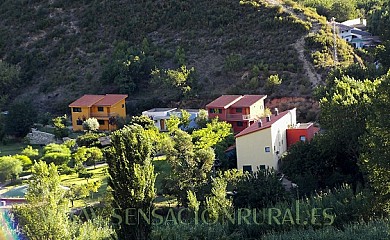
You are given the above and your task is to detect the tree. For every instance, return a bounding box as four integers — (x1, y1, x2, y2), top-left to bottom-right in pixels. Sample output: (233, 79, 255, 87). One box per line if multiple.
(265, 74, 282, 93)
(52, 115, 69, 139)
(130, 115, 156, 130)
(106, 124, 156, 240)
(83, 118, 100, 132)
(15, 161, 70, 240)
(330, 0, 358, 22)
(151, 65, 195, 96)
(233, 169, 289, 209)
(0, 156, 23, 182)
(205, 175, 233, 222)
(67, 180, 102, 207)
(4, 100, 37, 138)
(195, 109, 209, 129)
(166, 115, 181, 133)
(179, 109, 191, 129)
(21, 145, 39, 160)
(76, 132, 104, 148)
(0, 60, 20, 109)
(360, 72, 390, 213)
(13, 154, 33, 170)
(319, 76, 380, 189)
(84, 147, 103, 168)
(41, 143, 71, 166)
(165, 129, 215, 205)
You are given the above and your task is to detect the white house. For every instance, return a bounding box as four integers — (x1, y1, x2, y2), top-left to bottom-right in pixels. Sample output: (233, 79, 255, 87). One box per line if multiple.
(142, 108, 200, 131)
(334, 20, 379, 49)
(235, 108, 296, 172)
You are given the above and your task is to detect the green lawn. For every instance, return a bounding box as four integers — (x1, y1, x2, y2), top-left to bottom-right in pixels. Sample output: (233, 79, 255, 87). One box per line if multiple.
(0, 142, 27, 156)
(153, 156, 171, 195)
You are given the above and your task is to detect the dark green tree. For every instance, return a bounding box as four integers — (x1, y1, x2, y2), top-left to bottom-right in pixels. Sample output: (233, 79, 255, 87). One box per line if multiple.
(130, 115, 156, 130)
(52, 115, 69, 139)
(165, 129, 215, 205)
(4, 100, 37, 138)
(360, 72, 390, 213)
(106, 124, 156, 240)
(233, 169, 289, 209)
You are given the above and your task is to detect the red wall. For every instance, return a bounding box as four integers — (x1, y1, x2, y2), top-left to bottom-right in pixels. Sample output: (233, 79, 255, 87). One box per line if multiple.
(207, 108, 227, 121)
(287, 125, 317, 148)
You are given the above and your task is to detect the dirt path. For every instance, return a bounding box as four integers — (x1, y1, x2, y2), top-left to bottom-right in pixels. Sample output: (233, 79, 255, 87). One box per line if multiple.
(266, 0, 322, 87)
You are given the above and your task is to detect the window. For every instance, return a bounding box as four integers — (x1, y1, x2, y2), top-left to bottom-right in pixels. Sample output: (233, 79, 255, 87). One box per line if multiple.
(209, 108, 222, 114)
(243, 165, 252, 172)
(237, 121, 243, 127)
(122, 104, 125, 108)
(76, 118, 83, 125)
(73, 107, 82, 112)
(98, 120, 105, 125)
(98, 107, 104, 112)
(265, 147, 270, 152)
(300, 135, 306, 142)
(259, 165, 266, 170)
(236, 108, 242, 113)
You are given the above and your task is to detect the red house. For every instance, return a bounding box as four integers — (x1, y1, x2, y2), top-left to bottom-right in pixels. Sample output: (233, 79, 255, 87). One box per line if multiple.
(286, 123, 319, 148)
(206, 95, 267, 133)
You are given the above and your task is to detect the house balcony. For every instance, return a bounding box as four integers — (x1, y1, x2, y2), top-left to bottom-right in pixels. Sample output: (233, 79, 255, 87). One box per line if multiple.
(90, 112, 118, 119)
(226, 114, 252, 121)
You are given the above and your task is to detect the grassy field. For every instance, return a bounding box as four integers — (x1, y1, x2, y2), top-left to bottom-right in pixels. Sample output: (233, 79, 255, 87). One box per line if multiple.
(0, 142, 28, 156)
(0, 154, 174, 208)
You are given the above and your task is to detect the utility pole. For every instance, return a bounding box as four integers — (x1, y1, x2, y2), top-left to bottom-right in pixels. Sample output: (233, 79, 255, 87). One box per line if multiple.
(331, 17, 338, 66)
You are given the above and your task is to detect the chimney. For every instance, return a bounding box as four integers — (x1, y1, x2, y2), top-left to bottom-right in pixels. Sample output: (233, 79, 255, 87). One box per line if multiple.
(274, 108, 279, 116)
(266, 114, 271, 122)
(257, 120, 262, 128)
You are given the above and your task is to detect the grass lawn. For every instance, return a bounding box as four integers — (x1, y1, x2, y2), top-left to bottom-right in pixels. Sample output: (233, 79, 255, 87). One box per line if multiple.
(153, 156, 171, 195)
(0, 142, 27, 156)
(60, 166, 109, 208)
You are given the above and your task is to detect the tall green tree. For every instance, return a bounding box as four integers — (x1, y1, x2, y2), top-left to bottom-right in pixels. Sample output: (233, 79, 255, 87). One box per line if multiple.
(318, 75, 380, 188)
(165, 129, 215, 205)
(52, 115, 69, 139)
(360, 72, 390, 213)
(106, 124, 156, 240)
(4, 100, 37, 138)
(15, 161, 70, 240)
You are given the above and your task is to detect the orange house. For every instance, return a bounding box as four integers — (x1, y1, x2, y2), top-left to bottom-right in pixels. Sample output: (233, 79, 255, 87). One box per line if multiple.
(69, 94, 128, 131)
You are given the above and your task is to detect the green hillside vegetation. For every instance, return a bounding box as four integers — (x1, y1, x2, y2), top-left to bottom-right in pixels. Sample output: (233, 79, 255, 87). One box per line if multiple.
(0, 0, 359, 114)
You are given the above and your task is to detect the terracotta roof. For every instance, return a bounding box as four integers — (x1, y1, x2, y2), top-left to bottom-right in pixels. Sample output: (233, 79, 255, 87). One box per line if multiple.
(69, 95, 105, 107)
(95, 94, 128, 106)
(235, 109, 293, 138)
(230, 95, 266, 108)
(69, 94, 128, 107)
(206, 95, 242, 109)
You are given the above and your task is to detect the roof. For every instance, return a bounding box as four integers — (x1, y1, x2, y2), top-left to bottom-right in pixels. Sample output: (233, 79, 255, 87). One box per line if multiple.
(231, 95, 266, 108)
(69, 95, 105, 107)
(206, 95, 266, 109)
(94, 94, 128, 106)
(350, 29, 371, 36)
(144, 108, 177, 113)
(206, 95, 242, 109)
(235, 109, 293, 138)
(288, 122, 313, 130)
(69, 94, 128, 107)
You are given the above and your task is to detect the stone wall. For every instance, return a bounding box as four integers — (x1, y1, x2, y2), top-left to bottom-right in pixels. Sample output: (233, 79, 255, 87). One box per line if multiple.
(26, 129, 57, 145)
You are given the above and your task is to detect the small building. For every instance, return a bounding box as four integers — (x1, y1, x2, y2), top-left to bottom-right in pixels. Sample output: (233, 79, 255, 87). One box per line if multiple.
(142, 108, 200, 131)
(286, 122, 319, 148)
(69, 94, 128, 131)
(206, 95, 267, 133)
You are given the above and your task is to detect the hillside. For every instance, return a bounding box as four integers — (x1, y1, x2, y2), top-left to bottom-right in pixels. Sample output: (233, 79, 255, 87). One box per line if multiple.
(0, 0, 358, 116)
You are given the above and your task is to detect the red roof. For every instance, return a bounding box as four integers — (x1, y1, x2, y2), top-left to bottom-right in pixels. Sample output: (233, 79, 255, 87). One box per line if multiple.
(230, 95, 266, 108)
(69, 94, 128, 107)
(69, 95, 104, 107)
(95, 94, 128, 106)
(206, 95, 242, 109)
(235, 109, 293, 138)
